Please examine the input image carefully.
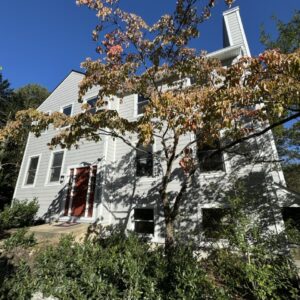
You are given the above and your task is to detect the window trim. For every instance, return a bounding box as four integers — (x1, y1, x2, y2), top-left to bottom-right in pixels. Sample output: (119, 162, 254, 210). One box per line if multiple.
(197, 136, 226, 174)
(45, 149, 66, 186)
(60, 103, 73, 117)
(135, 142, 154, 178)
(133, 207, 155, 235)
(40, 110, 52, 134)
(134, 94, 150, 117)
(84, 96, 98, 115)
(22, 154, 42, 188)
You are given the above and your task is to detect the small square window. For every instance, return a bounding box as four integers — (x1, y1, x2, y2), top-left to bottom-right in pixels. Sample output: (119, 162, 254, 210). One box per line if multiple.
(134, 208, 154, 234)
(62, 105, 72, 116)
(136, 143, 153, 177)
(202, 208, 231, 239)
(49, 151, 64, 182)
(137, 95, 149, 115)
(197, 139, 224, 172)
(25, 156, 39, 185)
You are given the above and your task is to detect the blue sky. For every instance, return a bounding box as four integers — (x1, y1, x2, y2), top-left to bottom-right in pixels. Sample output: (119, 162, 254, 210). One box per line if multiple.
(0, 0, 298, 92)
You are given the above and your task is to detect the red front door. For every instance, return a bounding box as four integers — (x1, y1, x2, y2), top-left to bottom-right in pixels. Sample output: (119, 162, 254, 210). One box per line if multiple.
(71, 167, 90, 217)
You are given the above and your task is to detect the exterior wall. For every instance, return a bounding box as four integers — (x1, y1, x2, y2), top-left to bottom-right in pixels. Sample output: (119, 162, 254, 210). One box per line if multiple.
(13, 7, 291, 244)
(13, 71, 106, 221)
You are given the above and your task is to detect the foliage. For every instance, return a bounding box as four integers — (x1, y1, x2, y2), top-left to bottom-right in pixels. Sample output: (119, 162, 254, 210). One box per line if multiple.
(0, 224, 298, 300)
(205, 184, 300, 300)
(0, 198, 39, 230)
(260, 10, 300, 54)
(3, 228, 36, 251)
(261, 10, 300, 192)
(0, 77, 49, 209)
(1, 0, 300, 250)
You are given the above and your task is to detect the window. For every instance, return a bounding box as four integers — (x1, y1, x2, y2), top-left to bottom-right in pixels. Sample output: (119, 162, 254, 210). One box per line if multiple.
(202, 208, 231, 239)
(86, 97, 97, 115)
(134, 208, 154, 234)
(137, 95, 149, 115)
(282, 207, 300, 242)
(136, 143, 153, 177)
(25, 156, 39, 185)
(49, 151, 64, 182)
(62, 104, 72, 116)
(197, 139, 224, 172)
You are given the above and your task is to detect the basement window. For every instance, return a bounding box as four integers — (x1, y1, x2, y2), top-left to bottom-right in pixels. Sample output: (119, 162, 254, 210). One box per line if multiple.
(134, 208, 154, 234)
(202, 208, 231, 239)
(282, 207, 300, 243)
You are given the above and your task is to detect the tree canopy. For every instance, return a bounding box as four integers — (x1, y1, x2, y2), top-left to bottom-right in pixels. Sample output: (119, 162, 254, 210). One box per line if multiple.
(1, 0, 300, 249)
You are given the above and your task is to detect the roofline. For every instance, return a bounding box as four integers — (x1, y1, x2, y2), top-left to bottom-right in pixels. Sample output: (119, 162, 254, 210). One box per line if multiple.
(223, 6, 240, 16)
(37, 70, 85, 111)
(207, 44, 242, 60)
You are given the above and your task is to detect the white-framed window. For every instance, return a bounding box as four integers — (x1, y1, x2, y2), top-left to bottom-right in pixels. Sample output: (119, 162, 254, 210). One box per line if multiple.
(137, 95, 149, 116)
(202, 208, 231, 239)
(197, 139, 225, 172)
(41, 111, 51, 134)
(62, 104, 73, 116)
(134, 208, 154, 234)
(136, 143, 153, 177)
(25, 155, 40, 185)
(49, 151, 64, 183)
(86, 97, 98, 115)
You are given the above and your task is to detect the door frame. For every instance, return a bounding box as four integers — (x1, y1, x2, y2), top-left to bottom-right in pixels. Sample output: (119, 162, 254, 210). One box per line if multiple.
(60, 163, 99, 222)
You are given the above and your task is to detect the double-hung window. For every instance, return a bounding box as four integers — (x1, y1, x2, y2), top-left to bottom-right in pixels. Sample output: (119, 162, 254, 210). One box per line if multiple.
(136, 143, 153, 177)
(49, 151, 64, 183)
(137, 95, 149, 115)
(134, 208, 154, 234)
(25, 156, 39, 185)
(197, 139, 224, 172)
(202, 208, 231, 239)
(86, 97, 97, 115)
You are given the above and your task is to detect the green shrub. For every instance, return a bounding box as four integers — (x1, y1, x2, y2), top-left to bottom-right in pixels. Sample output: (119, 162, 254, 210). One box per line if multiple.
(3, 228, 36, 251)
(0, 198, 39, 230)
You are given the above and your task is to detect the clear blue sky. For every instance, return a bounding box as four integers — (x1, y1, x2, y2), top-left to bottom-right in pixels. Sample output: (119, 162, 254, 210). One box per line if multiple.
(0, 0, 298, 92)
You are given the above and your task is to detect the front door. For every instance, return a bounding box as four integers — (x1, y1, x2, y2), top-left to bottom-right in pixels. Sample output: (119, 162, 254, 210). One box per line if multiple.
(64, 166, 97, 218)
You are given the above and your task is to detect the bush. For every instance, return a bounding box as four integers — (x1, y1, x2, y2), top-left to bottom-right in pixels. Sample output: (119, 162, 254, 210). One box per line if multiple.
(3, 228, 36, 251)
(0, 198, 39, 230)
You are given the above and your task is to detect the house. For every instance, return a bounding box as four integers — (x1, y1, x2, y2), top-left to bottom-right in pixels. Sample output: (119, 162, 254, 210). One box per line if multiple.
(13, 7, 299, 244)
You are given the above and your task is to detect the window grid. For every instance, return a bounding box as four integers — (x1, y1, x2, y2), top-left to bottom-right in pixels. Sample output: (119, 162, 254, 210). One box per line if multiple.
(136, 143, 153, 177)
(49, 151, 64, 183)
(137, 95, 149, 115)
(134, 208, 154, 234)
(25, 156, 39, 185)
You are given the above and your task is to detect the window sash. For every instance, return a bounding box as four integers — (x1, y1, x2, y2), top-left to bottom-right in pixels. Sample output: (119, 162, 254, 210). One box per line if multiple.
(136, 144, 153, 177)
(198, 150, 224, 172)
(62, 105, 72, 116)
(26, 156, 39, 185)
(49, 152, 64, 182)
(134, 208, 154, 234)
(137, 95, 149, 115)
(87, 98, 97, 115)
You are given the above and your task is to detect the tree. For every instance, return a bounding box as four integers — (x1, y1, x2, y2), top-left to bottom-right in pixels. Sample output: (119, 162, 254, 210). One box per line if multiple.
(0, 80, 49, 209)
(1, 0, 300, 253)
(261, 11, 300, 192)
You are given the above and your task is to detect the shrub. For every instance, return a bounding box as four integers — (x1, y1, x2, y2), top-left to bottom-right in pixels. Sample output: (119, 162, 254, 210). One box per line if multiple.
(3, 228, 36, 251)
(0, 198, 39, 230)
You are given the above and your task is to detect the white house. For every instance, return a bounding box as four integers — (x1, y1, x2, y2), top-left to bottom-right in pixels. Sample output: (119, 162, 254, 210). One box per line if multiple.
(13, 7, 298, 244)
